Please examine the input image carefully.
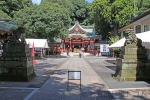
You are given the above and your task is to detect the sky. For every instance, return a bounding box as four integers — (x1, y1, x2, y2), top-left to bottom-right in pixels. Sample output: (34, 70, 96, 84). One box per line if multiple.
(32, 0, 93, 5)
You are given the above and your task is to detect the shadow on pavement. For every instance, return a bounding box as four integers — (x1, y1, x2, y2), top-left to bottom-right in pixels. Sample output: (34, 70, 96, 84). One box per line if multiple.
(30, 69, 115, 100)
(0, 57, 68, 88)
(84, 56, 150, 100)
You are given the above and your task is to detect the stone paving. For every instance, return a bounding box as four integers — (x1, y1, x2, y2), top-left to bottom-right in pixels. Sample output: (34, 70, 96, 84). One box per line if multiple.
(0, 87, 34, 100)
(0, 54, 150, 100)
(0, 55, 68, 100)
(29, 56, 114, 100)
(84, 56, 150, 100)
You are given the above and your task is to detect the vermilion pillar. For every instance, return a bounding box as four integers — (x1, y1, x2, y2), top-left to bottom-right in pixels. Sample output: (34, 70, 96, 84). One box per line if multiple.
(69, 39, 72, 50)
(93, 39, 95, 50)
(82, 39, 84, 48)
(61, 39, 64, 52)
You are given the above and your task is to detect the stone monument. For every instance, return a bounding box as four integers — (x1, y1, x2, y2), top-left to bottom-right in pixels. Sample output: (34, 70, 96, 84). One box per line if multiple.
(0, 19, 36, 81)
(114, 29, 150, 81)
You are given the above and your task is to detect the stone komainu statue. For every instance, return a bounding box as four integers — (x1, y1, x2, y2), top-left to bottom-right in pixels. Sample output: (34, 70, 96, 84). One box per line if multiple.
(0, 19, 36, 82)
(0, 19, 26, 43)
(8, 27, 26, 43)
(124, 29, 142, 46)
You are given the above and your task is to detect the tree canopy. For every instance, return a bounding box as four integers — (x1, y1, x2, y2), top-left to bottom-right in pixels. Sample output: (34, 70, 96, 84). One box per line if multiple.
(111, 0, 134, 26)
(43, 0, 73, 12)
(42, 0, 94, 26)
(91, 0, 150, 40)
(13, 2, 71, 41)
(0, 0, 32, 18)
(91, 0, 111, 39)
(70, 0, 91, 25)
(2, 0, 150, 41)
(138, 0, 150, 15)
(0, 10, 11, 20)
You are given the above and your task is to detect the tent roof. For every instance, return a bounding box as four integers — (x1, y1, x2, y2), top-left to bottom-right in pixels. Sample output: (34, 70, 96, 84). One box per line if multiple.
(109, 31, 150, 48)
(26, 39, 49, 48)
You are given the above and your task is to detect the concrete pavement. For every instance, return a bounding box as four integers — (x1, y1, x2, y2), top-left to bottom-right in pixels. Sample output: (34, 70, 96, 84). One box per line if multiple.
(0, 53, 150, 100)
(0, 56, 68, 100)
(29, 56, 114, 100)
(84, 56, 150, 100)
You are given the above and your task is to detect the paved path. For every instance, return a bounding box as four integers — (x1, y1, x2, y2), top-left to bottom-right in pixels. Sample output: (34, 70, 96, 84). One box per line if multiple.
(84, 56, 150, 100)
(1, 54, 150, 100)
(29, 56, 114, 100)
(0, 56, 68, 100)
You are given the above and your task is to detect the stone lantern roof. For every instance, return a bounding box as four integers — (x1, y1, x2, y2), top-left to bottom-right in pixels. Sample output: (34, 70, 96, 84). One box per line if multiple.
(0, 19, 18, 34)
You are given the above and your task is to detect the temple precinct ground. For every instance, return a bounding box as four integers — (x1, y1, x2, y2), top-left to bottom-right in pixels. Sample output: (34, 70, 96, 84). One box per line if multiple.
(0, 53, 150, 100)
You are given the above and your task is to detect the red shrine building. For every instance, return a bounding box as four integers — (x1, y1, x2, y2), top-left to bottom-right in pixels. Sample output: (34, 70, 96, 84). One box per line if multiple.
(61, 21, 100, 52)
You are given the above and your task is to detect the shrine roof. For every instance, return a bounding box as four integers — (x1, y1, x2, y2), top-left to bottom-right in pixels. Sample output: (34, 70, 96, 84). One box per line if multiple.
(83, 28, 93, 33)
(69, 33, 100, 39)
(69, 21, 94, 33)
(0, 19, 18, 33)
(82, 26, 94, 33)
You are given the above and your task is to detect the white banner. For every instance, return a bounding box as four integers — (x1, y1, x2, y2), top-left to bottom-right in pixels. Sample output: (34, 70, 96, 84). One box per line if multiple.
(100, 44, 109, 52)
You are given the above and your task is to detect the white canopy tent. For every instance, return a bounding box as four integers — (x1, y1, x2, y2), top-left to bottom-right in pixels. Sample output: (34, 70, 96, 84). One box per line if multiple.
(109, 31, 150, 49)
(25, 39, 49, 58)
(25, 39, 49, 48)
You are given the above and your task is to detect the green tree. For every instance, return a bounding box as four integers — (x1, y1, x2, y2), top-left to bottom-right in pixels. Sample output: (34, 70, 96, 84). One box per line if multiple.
(108, 35, 121, 57)
(138, 0, 150, 15)
(111, 0, 134, 26)
(43, 0, 73, 13)
(42, 0, 94, 26)
(108, 35, 120, 45)
(0, 0, 32, 18)
(13, 2, 71, 41)
(91, 0, 111, 39)
(91, 0, 134, 38)
(81, 4, 94, 26)
(70, 0, 91, 25)
(0, 10, 11, 19)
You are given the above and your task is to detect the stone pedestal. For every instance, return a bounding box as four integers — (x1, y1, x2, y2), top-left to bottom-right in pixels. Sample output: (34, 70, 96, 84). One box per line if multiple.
(0, 42, 36, 82)
(114, 45, 150, 81)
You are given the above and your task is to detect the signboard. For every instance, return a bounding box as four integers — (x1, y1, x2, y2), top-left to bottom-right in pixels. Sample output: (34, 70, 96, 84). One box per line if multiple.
(100, 44, 109, 52)
(68, 71, 81, 89)
(68, 71, 81, 80)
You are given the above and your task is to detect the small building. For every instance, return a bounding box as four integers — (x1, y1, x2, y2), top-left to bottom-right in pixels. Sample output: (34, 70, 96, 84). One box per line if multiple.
(118, 10, 150, 37)
(61, 21, 101, 52)
(110, 10, 150, 58)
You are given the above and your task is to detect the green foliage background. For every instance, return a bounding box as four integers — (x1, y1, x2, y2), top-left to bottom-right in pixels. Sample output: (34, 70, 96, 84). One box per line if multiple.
(13, 2, 71, 41)
(0, 0, 150, 40)
(91, 0, 150, 39)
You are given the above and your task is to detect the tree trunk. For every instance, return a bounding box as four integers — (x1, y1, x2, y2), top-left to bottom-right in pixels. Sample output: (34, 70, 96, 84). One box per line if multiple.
(113, 23, 118, 36)
(113, 49, 114, 58)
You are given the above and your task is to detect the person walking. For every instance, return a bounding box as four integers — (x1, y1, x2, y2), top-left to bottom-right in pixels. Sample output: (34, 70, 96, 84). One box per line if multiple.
(98, 50, 100, 57)
(79, 49, 82, 58)
(66, 48, 70, 57)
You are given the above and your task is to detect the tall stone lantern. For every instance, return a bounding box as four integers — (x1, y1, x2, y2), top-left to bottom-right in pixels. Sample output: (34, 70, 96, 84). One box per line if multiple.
(0, 19, 36, 81)
(114, 29, 150, 81)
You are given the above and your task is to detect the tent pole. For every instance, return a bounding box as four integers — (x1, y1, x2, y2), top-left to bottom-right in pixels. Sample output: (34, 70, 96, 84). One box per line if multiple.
(42, 48, 43, 61)
(48, 48, 49, 58)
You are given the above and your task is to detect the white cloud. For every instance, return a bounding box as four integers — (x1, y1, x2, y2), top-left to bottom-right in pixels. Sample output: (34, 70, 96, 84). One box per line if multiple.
(32, 0, 41, 5)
